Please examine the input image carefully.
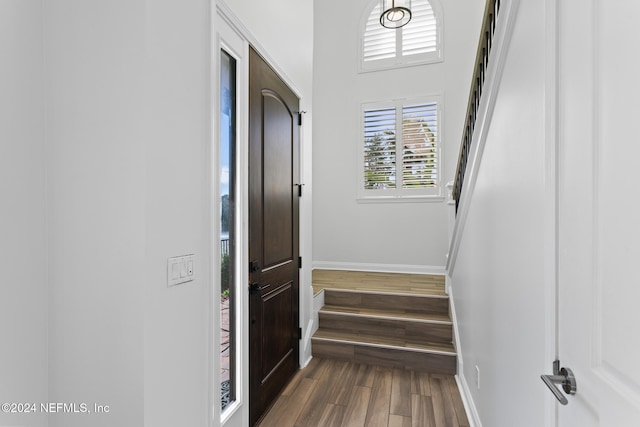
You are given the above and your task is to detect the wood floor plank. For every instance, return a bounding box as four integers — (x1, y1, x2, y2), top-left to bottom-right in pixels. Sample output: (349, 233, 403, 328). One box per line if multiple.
(364, 367, 393, 427)
(259, 359, 469, 427)
(430, 374, 459, 427)
(390, 368, 412, 417)
(389, 414, 413, 427)
(304, 356, 332, 380)
(316, 403, 347, 427)
(282, 358, 319, 396)
(294, 360, 338, 426)
(445, 375, 470, 427)
(354, 363, 376, 388)
(342, 385, 372, 427)
(260, 377, 316, 427)
(411, 370, 432, 396)
(258, 393, 291, 427)
(327, 361, 359, 406)
(411, 394, 436, 427)
(432, 374, 461, 427)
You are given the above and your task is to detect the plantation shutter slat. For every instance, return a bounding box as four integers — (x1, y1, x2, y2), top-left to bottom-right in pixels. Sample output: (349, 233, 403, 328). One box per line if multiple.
(402, 2, 438, 57)
(363, 4, 396, 62)
(364, 107, 397, 189)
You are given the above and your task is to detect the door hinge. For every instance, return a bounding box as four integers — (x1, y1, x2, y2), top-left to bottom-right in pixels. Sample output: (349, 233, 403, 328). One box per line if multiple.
(298, 327, 303, 339)
(296, 183, 303, 197)
(298, 110, 306, 126)
(298, 256, 302, 269)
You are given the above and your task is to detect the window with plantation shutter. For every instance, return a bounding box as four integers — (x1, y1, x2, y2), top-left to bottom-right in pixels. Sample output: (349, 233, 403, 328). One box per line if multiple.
(360, 97, 442, 201)
(364, 107, 397, 189)
(402, 103, 437, 188)
(361, 0, 442, 72)
(363, 4, 397, 62)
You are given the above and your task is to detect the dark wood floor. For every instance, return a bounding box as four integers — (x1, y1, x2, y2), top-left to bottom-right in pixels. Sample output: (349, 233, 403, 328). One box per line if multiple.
(258, 357, 470, 427)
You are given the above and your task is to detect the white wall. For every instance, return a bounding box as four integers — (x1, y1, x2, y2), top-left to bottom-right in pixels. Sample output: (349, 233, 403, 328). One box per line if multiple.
(144, 0, 212, 426)
(312, 0, 484, 271)
(44, 1, 146, 425)
(43, 0, 213, 426)
(449, 1, 549, 425)
(0, 2, 48, 426)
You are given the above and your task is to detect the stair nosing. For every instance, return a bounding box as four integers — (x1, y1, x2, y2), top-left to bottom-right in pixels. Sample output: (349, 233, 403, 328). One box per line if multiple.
(311, 334, 457, 356)
(319, 308, 452, 325)
(322, 287, 449, 299)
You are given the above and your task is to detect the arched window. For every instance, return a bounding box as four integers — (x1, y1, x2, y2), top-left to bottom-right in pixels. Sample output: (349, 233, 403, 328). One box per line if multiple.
(361, 0, 442, 71)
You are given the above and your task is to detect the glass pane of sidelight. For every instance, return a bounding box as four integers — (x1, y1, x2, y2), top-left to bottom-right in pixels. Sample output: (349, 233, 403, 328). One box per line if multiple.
(220, 49, 236, 413)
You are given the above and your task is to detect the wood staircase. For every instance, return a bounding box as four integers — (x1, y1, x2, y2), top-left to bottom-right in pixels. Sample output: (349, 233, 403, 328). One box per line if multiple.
(311, 270, 457, 375)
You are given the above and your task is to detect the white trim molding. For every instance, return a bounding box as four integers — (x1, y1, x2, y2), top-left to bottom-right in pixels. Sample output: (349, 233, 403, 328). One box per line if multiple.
(447, 275, 482, 427)
(456, 374, 483, 427)
(445, 0, 521, 276)
(313, 261, 445, 276)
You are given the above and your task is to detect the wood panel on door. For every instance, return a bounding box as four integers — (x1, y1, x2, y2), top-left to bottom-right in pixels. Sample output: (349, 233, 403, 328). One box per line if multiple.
(248, 46, 300, 426)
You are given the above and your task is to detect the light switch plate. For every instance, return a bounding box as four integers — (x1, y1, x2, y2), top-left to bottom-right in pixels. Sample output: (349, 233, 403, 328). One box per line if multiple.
(167, 255, 195, 287)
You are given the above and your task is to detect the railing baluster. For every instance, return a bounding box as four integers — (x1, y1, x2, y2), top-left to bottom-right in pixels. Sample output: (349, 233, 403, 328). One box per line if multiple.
(452, 0, 500, 213)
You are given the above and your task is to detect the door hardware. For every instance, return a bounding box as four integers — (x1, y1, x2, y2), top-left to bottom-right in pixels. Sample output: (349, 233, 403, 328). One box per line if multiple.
(249, 260, 260, 273)
(541, 360, 577, 405)
(249, 282, 270, 294)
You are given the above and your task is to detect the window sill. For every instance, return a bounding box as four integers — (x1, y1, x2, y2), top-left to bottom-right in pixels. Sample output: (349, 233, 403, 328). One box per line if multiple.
(358, 54, 443, 74)
(356, 195, 445, 204)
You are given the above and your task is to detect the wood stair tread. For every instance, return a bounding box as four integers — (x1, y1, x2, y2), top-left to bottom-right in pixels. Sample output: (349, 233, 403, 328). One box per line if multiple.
(320, 287, 448, 298)
(312, 269, 447, 296)
(312, 329, 456, 356)
(319, 304, 452, 324)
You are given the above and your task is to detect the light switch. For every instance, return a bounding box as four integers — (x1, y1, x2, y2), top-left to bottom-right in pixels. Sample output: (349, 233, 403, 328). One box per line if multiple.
(167, 254, 195, 287)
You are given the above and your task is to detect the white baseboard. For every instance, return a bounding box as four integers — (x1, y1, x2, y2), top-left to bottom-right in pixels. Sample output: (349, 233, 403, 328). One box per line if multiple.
(300, 354, 313, 369)
(312, 261, 445, 275)
(448, 276, 482, 427)
(456, 373, 483, 427)
(301, 291, 325, 369)
(300, 317, 315, 368)
(313, 289, 324, 314)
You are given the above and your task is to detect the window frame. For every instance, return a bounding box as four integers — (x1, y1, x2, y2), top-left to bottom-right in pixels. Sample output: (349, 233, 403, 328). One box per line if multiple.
(358, 0, 444, 73)
(357, 95, 444, 203)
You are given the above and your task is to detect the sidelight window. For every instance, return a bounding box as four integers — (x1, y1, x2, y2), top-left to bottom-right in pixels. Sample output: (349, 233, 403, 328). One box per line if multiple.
(220, 49, 237, 413)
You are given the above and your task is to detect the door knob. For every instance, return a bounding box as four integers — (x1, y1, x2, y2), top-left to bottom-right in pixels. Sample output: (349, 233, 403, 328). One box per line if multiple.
(541, 360, 577, 405)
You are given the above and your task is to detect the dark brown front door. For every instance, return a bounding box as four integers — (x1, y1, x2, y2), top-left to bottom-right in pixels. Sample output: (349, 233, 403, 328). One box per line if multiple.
(248, 46, 300, 426)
